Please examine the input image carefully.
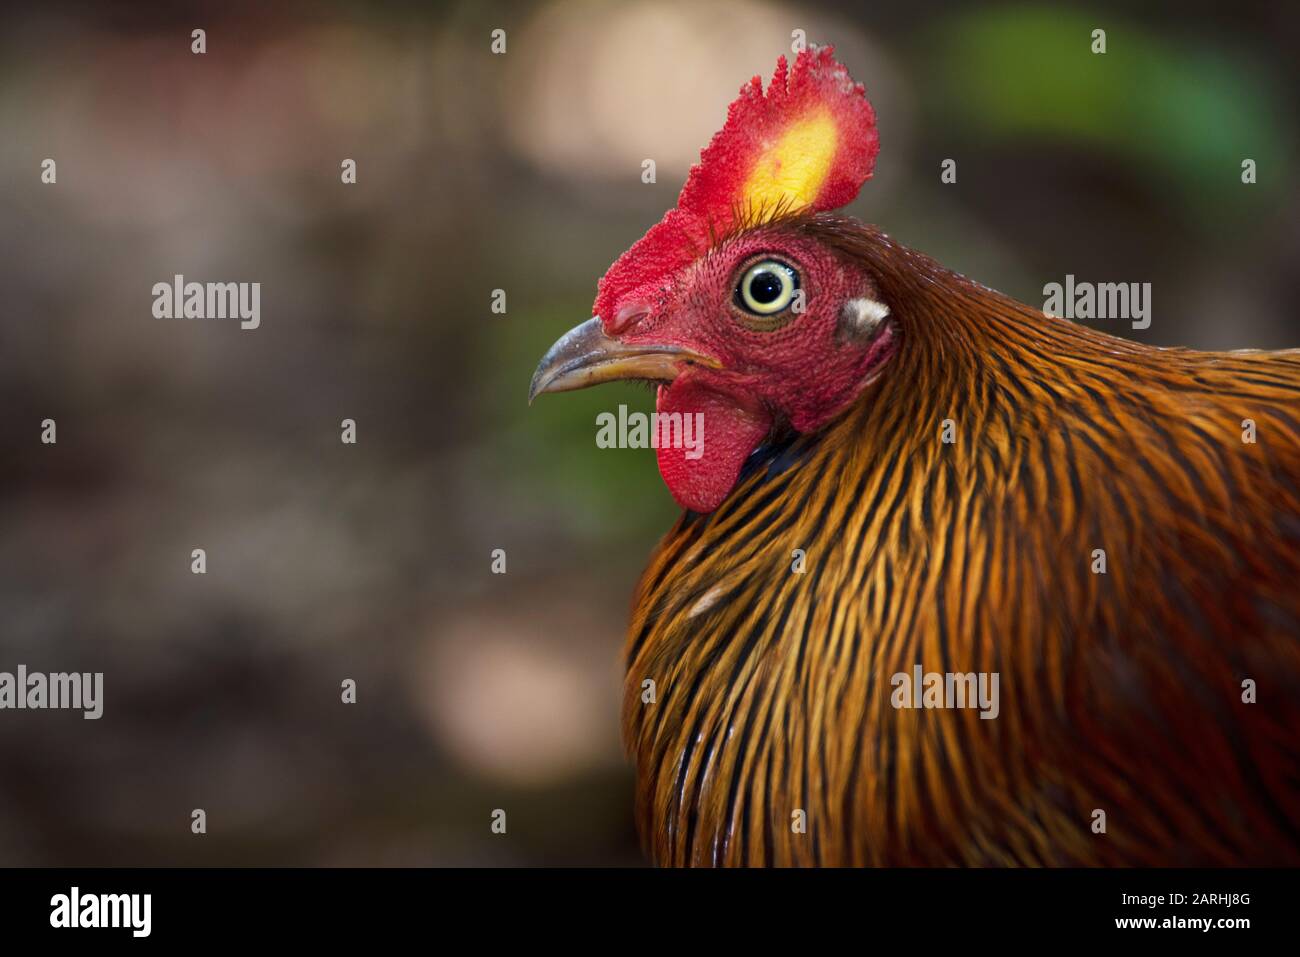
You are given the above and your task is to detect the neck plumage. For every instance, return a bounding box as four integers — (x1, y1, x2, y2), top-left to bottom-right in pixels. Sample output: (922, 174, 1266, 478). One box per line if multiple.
(622, 223, 1300, 866)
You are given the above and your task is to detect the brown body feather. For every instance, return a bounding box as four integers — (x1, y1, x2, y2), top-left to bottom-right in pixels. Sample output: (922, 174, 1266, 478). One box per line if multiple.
(622, 219, 1300, 866)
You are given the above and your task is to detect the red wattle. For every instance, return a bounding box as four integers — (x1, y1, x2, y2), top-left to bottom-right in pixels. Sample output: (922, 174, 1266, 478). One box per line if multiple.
(655, 378, 771, 514)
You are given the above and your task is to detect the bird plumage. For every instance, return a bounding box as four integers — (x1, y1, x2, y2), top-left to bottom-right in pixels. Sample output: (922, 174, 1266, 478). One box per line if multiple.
(529, 46, 1300, 867)
(622, 220, 1300, 865)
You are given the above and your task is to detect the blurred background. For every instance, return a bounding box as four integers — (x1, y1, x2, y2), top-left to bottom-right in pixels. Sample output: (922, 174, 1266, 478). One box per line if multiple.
(0, 0, 1295, 865)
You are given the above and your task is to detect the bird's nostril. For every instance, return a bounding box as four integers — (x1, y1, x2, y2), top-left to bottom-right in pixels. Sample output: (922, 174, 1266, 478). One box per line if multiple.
(610, 302, 651, 335)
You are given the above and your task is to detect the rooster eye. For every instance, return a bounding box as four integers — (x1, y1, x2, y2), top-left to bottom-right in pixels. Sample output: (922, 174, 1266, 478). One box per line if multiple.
(736, 260, 800, 320)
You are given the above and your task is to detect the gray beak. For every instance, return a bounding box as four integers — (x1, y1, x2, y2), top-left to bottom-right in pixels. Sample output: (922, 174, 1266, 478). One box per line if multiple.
(528, 317, 720, 404)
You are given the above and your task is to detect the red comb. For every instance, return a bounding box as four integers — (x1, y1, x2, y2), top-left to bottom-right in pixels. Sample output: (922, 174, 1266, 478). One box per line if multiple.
(594, 45, 878, 326)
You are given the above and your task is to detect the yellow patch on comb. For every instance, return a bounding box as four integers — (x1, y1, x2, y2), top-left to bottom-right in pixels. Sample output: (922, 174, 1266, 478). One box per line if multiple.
(741, 110, 838, 221)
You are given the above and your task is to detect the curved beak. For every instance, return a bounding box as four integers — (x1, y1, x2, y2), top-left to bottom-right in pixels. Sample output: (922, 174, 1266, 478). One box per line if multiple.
(528, 317, 720, 404)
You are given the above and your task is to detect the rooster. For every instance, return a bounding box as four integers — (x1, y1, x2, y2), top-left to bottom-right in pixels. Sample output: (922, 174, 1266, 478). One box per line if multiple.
(529, 46, 1300, 866)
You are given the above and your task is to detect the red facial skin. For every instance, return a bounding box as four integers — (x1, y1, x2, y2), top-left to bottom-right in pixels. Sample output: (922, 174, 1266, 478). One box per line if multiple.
(601, 221, 899, 513)
(585, 48, 885, 513)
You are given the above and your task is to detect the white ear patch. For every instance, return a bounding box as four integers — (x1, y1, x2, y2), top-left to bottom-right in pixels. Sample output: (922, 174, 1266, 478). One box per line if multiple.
(838, 296, 890, 342)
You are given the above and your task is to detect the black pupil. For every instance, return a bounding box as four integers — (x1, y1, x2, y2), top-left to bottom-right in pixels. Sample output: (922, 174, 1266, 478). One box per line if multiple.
(749, 269, 784, 304)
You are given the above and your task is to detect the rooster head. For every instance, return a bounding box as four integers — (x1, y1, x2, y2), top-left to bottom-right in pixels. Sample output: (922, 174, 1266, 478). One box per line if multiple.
(530, 46, 897, 513)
